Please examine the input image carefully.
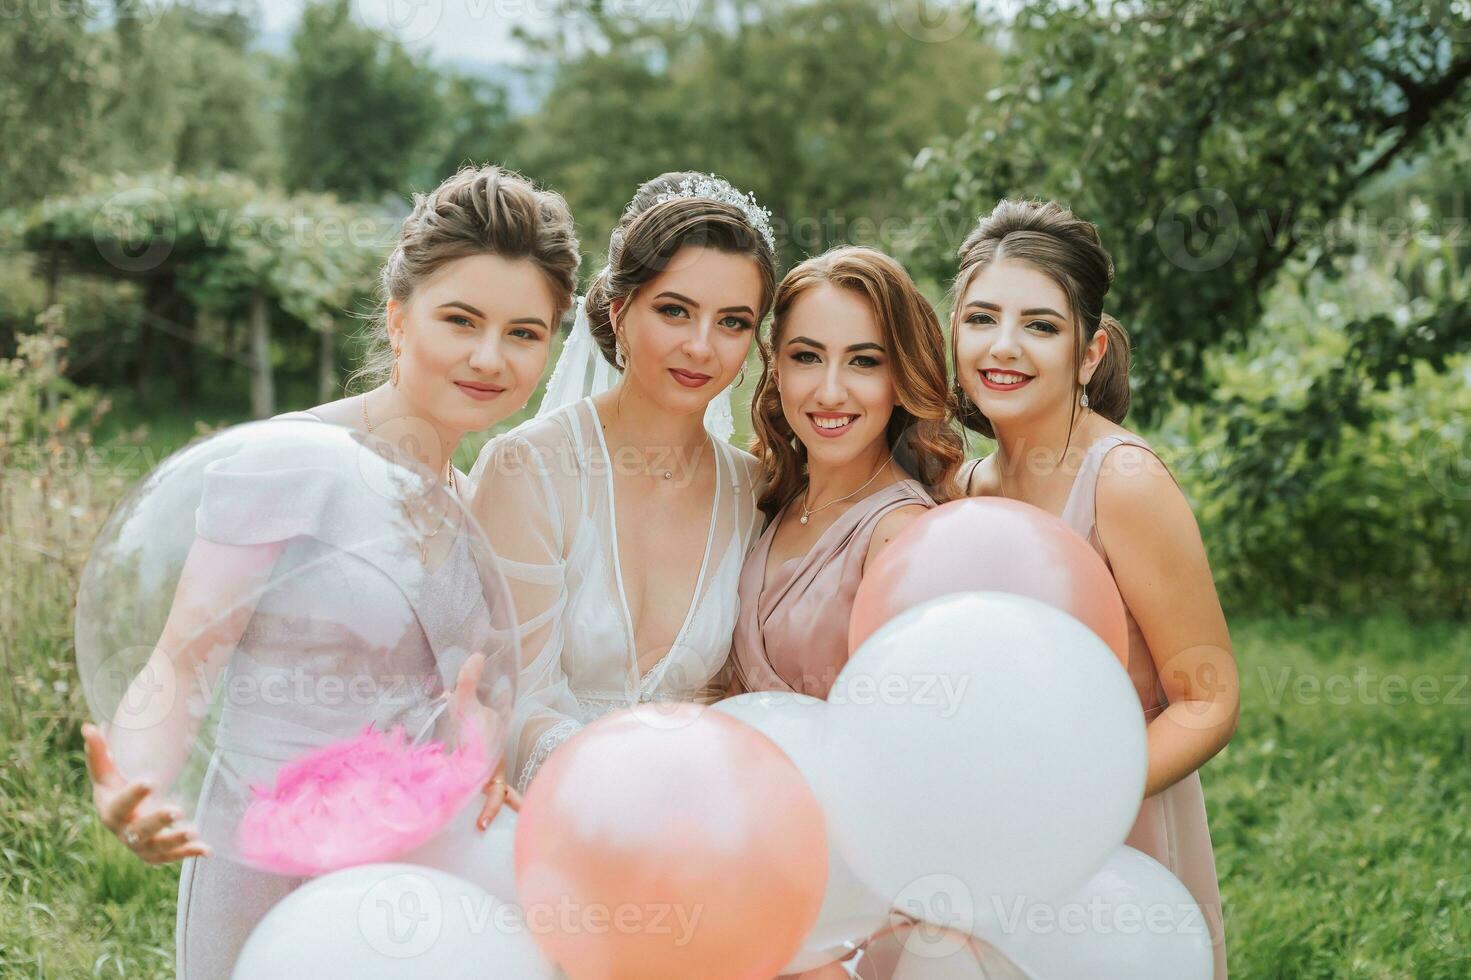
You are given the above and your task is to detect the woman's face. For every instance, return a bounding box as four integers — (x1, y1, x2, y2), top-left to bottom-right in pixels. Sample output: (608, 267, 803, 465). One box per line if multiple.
(388, 253, 558, 436)
(610, 245, 761, 417)
(953, 258, 1098, 432)
(774, 283, 898, 470)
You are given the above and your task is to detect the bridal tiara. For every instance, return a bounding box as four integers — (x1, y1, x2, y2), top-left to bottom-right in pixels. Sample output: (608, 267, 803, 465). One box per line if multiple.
(649, 173, 777, 254)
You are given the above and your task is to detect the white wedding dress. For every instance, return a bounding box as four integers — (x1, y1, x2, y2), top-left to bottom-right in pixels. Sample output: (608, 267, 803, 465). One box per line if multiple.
(470, 395, 762, 792)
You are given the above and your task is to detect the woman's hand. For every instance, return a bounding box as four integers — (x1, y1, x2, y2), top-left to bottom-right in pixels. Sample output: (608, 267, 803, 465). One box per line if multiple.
(476, 758, 523, 831)
(83, 723, 211, 865)
(448, 652, 524, 830)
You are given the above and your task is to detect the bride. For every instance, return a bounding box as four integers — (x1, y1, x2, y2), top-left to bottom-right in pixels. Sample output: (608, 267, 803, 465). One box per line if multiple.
(470, 172, 778, 792)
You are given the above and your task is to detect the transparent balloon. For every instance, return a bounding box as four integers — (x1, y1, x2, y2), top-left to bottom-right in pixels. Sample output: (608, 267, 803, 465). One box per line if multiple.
(75, 419, 518, 874)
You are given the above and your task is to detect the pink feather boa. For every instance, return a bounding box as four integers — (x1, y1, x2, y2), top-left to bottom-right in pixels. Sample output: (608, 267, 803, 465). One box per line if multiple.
(236, 722, 490, 875)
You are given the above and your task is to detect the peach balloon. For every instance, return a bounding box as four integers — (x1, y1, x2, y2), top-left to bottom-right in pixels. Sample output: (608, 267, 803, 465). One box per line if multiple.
(848, 497, 1128, 666)
(514, 704, 828, 980)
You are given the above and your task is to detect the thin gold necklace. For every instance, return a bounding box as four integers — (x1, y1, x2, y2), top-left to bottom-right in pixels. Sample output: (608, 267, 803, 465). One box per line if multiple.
(362, 395, 456, 562)
(799, 451, 894, 526)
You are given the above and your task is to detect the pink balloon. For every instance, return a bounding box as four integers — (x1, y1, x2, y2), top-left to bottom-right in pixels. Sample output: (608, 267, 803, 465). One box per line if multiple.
(514, 704, 828, 980)
(848, 497, 1129, 666)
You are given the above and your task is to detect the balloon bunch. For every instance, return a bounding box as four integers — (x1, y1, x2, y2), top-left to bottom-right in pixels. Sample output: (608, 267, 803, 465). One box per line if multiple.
(716, 498, 1217, 979)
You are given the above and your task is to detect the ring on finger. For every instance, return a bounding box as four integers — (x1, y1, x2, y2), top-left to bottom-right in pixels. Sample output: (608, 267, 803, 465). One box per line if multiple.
(124, 829, 140, 846)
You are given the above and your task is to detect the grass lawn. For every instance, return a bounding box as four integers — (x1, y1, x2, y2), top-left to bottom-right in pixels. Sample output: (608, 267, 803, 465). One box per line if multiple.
(1, 419, 1467, 977)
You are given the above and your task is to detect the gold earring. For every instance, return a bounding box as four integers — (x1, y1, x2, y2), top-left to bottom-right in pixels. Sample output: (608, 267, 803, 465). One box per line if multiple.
(391, 354, 400, 388)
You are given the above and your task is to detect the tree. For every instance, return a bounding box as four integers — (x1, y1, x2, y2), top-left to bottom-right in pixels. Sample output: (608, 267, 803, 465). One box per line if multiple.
(0, 1, 100, 211)
(514, 0, 1000, 261)
(901, 0, 1471, 420)
(281, 0, 443, 202)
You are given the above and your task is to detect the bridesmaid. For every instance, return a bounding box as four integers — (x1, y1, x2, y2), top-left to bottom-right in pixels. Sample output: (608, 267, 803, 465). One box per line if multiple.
(729, 246, 963, 979)
(731, 245, 964, 700)
(80, 164, 580, 979)
(950, 199, 1238, 978)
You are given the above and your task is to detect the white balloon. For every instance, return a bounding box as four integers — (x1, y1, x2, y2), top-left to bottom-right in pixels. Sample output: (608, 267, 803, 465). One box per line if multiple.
(233, 863, 557, 979)
(713, 692, 892, 973)
(977, 846, 1213, 980)
(823, 592, 1146, 931)
(399, 799, 520, 908)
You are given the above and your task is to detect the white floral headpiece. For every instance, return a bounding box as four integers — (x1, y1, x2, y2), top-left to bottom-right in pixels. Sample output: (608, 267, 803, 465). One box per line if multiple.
(650, 173, 777, 254)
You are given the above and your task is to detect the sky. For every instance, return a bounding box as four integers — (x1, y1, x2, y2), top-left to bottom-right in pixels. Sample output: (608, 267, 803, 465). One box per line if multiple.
(254, 0, 559, 65)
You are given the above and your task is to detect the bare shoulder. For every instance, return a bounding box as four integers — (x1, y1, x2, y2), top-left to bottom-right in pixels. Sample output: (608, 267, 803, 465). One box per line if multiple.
(864, 502, 928, 570)
(963, 455, 1002, 496)
(876, 502, 928, 535)
(1094, 440, 1196, 542)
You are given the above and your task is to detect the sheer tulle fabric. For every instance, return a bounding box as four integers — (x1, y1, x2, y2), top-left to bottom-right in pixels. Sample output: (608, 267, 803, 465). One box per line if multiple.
(176, 413, 498, 978)
(470, 397, 762, 792)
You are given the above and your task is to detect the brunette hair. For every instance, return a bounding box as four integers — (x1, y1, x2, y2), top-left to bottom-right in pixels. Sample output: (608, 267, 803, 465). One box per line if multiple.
(949, 199, 1131, 439)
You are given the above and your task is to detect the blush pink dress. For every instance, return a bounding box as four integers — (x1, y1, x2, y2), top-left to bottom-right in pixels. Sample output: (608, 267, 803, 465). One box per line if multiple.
(1035, 432, 1229, 978)
(732, 479, 935, 979)
(731, 479, 935, 698)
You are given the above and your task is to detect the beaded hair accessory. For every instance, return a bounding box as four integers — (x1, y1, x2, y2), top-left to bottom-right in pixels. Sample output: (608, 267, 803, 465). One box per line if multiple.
(649, 173, 777, 254)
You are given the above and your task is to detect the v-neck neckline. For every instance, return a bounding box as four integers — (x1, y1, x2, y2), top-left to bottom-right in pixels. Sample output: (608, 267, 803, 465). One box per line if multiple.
(586, 396, 721, 686)
(756, 479, 910, 602)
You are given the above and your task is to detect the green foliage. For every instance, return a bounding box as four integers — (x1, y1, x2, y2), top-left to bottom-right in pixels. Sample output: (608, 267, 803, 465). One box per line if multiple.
(415, 73, 526, 191)
(0, 309, 111, 454)
(0, 0, 102, 212)
(281, 0, 445, 201)
(12, 172, 388, 329)
(1157, 236, 1471, 618)
(514, 0, 1001, 261)
(901, 0, 1471, 418)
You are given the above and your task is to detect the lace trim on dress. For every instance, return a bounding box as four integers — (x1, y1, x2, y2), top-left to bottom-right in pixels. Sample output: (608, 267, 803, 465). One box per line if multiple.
(517, 719, 581, 793)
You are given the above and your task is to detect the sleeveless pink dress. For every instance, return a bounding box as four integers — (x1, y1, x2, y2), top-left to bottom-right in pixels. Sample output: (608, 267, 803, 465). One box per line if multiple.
(731, 480, 935, 698)
(1051, 433, 1229, 978)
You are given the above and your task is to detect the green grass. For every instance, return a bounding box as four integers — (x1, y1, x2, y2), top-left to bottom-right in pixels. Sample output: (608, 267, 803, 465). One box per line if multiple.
(2, 422, 1468, 977)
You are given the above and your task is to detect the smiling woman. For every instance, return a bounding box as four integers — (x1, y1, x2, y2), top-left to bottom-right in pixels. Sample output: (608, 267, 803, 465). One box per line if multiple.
(950, 199, 1236, 979)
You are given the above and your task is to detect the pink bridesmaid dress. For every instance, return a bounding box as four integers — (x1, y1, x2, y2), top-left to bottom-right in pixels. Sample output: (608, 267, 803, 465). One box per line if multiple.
(732, 478, 935, 979)
(1054, 432, 1230, 978)
(732, 479, 935, 698)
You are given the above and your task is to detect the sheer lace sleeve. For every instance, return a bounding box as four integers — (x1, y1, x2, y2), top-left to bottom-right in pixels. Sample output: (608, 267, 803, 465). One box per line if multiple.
(470, 428, 584, 793)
